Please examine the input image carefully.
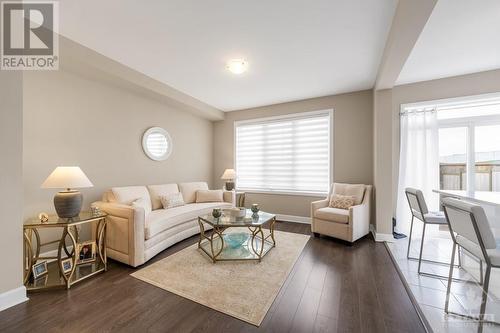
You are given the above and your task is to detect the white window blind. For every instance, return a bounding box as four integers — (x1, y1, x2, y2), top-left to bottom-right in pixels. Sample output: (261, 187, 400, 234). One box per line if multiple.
(235, 111, 332, 195)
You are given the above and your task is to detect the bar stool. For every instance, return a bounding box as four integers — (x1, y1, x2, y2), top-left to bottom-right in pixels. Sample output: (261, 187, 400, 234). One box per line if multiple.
(405, 188, 460, 279)
(442, 198, 499, 325)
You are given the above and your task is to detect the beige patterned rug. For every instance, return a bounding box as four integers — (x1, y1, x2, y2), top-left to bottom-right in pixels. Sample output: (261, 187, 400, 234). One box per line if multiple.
(131, 230, 310, 326)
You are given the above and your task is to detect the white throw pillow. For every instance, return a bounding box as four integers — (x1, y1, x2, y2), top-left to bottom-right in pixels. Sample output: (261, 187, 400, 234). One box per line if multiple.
(196, 190, 223, 203)
(147, 184, 179, 210)
(160, 192, 185, 209)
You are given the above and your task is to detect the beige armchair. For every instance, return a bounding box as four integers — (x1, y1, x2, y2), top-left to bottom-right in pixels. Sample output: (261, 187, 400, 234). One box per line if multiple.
(311, 183, 372, 243)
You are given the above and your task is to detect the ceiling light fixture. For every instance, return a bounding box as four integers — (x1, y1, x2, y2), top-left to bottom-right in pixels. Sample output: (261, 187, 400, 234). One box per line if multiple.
(226, 59, 248, 74)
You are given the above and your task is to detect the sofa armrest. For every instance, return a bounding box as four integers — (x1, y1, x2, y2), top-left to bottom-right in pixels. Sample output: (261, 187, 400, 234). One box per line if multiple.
(223, 191, 236, 206)
(93, 201, 145, 267)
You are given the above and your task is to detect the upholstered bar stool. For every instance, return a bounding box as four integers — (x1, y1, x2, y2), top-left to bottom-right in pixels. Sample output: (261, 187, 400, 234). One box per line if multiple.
(442, 198, 500, 324)
(405, 188, 459, 278)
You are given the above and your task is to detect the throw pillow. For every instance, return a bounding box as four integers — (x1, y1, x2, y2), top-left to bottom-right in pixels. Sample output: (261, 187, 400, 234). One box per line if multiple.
(160, 192, 185, 209)
(196, 190, 223, 203)
(329, 194, 355, 209)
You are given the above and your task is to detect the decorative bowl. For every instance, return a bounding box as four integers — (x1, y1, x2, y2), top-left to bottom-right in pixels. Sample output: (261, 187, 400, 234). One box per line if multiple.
(225, 232, 249, 249)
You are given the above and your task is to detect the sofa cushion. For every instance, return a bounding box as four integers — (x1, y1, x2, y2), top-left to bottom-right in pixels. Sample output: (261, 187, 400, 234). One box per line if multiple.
(145, 202, 232, 239)
(112, 186, 152, 214)
(160, 192, 185, 209)
(178, 182, 209, 204)
(147, 184, 179, 210)
(314, 207, 350, 224)
(196, 190, 223, 203)
(332, 183, 365, 205)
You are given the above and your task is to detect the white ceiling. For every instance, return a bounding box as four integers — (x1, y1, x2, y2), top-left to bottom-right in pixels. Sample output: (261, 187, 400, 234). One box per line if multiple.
(396, 0, 500, 85)
(59, 0, 397, 111)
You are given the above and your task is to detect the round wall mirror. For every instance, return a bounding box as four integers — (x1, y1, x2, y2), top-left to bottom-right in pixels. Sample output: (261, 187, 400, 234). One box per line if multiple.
(142, 127, 173, 161)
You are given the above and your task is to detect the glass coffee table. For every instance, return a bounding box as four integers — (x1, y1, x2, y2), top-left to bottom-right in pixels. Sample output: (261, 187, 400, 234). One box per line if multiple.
(197, 209, 276, 263)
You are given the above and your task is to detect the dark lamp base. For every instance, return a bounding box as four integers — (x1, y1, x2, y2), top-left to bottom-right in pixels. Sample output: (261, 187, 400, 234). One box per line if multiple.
(54, 190, 83, 218)
(225, 181, 235, 191)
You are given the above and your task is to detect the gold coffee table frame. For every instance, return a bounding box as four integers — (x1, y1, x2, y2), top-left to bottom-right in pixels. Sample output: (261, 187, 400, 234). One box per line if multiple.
(23, 212, 107, 291)
(197, 210, 276, 263)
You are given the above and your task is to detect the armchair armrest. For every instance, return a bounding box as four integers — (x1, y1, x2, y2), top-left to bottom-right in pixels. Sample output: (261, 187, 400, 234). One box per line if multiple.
(348, 185, 372, 240)
(223, 190, 236, 206)
(311, 199, 329, 211)
(92, 201, 145, 267)
(311, 198, 329, 218)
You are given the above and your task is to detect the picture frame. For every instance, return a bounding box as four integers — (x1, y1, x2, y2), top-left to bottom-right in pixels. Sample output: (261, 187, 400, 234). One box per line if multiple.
(76, 241, 96, 264)
(33, 274, 48, 287)
(61, 258, 73, 274)
(32, 260, 48, 279)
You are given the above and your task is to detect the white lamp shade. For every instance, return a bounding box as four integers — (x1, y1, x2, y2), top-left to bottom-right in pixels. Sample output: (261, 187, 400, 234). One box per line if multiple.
(221, 168, 236, 180)
(41, 166, 94, 189)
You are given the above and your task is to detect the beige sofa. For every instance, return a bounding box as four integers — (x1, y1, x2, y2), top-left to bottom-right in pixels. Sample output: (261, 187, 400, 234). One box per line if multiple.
(311, 183, 372, 243)
(93, 182, 234, 267)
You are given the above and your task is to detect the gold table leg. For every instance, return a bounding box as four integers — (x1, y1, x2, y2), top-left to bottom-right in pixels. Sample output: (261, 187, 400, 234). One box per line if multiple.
(96, 217, 108, 271)
(23, 229, 33, 285)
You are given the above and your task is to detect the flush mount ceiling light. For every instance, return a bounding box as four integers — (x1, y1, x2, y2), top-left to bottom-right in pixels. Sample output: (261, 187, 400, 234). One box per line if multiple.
(226, 59, 248, 74)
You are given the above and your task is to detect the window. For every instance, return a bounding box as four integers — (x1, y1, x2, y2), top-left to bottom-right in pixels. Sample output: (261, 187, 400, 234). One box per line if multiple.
(434, 94, 500, 192)
(235, 110, 332, 195)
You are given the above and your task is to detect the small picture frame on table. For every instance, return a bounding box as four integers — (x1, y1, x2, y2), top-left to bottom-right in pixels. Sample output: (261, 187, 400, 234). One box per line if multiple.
(61, 258, 73, 274)
(32, 260, 48, 279)
(76, 241, 96, 264)
(33, 274, 48, 287)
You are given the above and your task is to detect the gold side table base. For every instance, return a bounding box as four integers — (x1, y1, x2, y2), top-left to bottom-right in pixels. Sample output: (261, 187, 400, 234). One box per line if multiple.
(23, 213, 107, 292)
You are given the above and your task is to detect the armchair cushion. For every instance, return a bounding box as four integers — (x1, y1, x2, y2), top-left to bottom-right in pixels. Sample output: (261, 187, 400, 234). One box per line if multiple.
(332, 183, 365, 205)
(314, 207, 349, 224)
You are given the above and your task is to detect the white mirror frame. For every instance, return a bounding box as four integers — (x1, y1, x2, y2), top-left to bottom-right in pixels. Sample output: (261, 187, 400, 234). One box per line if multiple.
(142, 127, 173, 161)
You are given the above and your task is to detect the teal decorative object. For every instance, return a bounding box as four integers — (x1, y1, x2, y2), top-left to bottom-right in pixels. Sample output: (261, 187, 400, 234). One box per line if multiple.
(225, 233, 249, 248)
(251, 204, 260, 215)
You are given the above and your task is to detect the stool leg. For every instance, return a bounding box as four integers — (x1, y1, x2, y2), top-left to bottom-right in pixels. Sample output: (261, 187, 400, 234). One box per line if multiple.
(445, 242, 456, 314)
(479, 265, 491, 322)
(418, 222, 427, 274)
(407, 216, 414, 259)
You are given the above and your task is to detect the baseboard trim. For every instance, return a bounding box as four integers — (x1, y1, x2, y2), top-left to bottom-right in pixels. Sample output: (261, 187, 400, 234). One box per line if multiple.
(0, 286, 28, 312)
(276, 214, 311, 224)
(369, 224, 395, 242)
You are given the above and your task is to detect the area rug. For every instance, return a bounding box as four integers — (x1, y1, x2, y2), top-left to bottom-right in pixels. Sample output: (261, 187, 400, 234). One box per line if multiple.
(131, 230, 310, 326)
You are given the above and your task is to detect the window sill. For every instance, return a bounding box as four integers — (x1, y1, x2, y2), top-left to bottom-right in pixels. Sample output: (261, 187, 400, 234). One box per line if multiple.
(236, 189, 327, 198)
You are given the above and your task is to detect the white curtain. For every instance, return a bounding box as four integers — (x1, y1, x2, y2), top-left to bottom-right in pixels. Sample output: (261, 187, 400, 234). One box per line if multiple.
(396, 110, 440, 233)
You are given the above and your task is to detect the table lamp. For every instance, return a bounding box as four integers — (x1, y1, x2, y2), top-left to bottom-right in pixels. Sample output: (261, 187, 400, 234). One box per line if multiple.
(41, 166, 94, 218)
(221, 168, 236, 191)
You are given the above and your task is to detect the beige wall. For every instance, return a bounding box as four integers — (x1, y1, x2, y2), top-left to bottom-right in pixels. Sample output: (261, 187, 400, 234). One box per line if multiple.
(23, 69, 214, 222)
(373, 89, 394, 234)
(373, 69, 500, 235)
(0, 71, 24, 295)
(213, 90, 374, 217)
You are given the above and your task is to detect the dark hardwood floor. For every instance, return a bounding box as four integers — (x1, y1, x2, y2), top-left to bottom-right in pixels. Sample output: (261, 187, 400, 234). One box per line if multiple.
(0, 222, 425, 333)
